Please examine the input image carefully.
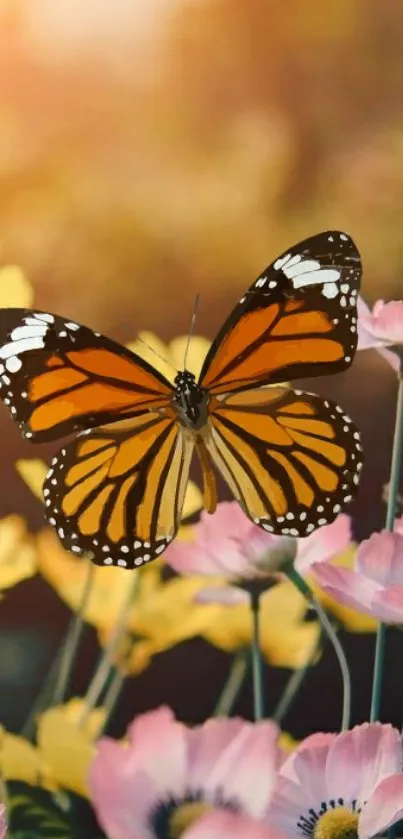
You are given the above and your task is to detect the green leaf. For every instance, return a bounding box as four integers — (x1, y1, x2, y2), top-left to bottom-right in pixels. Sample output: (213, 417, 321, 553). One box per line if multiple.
(7, 782, 107, 839)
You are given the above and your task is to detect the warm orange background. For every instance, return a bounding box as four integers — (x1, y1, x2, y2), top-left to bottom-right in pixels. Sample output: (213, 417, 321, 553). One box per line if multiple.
(0, 0, 401, 736)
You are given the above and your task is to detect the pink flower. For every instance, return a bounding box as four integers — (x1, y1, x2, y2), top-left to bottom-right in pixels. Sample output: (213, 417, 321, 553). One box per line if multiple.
(269, 723, 403, 839)
(165, 502, 351, 605)
(312, 529, 403, 623)
(89, 706, 282, 839)
(185, 810, 284, 839)
(357, 296, 403, 371)
(0, 806, 5, 839)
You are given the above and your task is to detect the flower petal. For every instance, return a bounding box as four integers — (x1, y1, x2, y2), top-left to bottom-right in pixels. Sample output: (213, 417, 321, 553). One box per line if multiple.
(203, 579, 320, 669)
(188, 718, 281, 818)
(372, 300, 403, 344)
(356, 531, 403, 585)
(126, 707, 187, 796)
(359, 773, 403, 839)
(90, 708, 188, 838)
(271, 736, 335, 831)
(371, 584, 403, 623)
(311, 563, 381, 617)
(126, 330, 175, 381)
(296, 515, 351, 574)
(326, 723, 402, 805)
(184, 810, 278, 839)
(89, 739, 157, 839)
(0, 729, 44, 786)
(357, 297, 402, 370)
(182, 480, 203, 520)
(16, 458, 47, 502)
(37, 700, 105, 796)
(0, 515, 37, 590)
(164, 540, 227, 575)
(169, 335, 211, 379)
(195, 586, 249, 605)
(0, 804, 5, 839)
(0, 265, 34, 307)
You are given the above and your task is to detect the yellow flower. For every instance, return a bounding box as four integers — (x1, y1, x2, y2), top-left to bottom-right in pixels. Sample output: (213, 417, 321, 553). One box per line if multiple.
(0, 265, 33, 308)
(202, 579, 320, 669)
(36, 699, 105, 797)
(126, 330, 211, 382)
(0, 728, 45, 786)
(36, 528, 227, 669)
(0, 515, 36, 590)
(0, 700, 103, 798)
(279, 731, 300, 752)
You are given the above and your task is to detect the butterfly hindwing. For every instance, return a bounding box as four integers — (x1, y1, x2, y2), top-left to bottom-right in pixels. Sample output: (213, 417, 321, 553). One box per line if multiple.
(199, 231, 361, 394)
(43, 411, 194, 568)
(204, 386, 362, 536)
(0, 309, 173, 441)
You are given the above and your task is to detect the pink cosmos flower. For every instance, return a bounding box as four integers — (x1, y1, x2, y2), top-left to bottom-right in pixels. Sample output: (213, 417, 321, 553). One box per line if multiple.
(185, 810, 284, 839)
(269, 722, 403, 839)
(357, 296, 403, 371)
(0, 806, 5, 839)
(89, 706, 283, 839)
(165, 502, 351, 605)
(312, 528, 403, 624)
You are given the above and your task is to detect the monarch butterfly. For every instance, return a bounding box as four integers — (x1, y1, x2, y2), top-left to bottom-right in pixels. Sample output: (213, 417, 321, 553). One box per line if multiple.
(0, 231, 362, 569)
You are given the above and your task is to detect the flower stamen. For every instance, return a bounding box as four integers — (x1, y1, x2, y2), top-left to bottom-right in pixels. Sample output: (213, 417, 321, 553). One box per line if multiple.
(169, 801, 212, 839)
(314, 807, 359, 839)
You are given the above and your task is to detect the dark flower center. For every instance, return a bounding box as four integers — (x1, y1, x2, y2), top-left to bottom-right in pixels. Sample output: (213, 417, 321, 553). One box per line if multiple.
(297, 799, 361, 839)
(149, 787, 240, 839)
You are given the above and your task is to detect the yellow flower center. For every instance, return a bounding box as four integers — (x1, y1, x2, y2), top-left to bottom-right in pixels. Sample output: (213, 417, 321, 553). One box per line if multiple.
(169, 801, 212, 839)
(314, 807, 359, 839)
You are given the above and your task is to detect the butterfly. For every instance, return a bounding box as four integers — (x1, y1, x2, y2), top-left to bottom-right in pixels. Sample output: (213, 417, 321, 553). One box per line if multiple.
(0, 231, 362, 569)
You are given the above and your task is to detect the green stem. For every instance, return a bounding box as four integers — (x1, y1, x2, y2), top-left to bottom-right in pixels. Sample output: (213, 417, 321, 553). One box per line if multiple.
(250, 591, 264, 721)
(370, 374, 403, 722)
(286, 567, 351, 731)
(272, 632, 323, 724)
(21, 559, 94, 740)
(213, 651, 249, 717)
(97, 667, 126, 736)
(51, 561, 95, 706)
(77, 574, 139, 728)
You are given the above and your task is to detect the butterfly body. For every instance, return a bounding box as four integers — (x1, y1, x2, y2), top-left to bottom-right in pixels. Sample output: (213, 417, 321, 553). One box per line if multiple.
(0, 231, 363, 569)
(172, 370, 209, 430)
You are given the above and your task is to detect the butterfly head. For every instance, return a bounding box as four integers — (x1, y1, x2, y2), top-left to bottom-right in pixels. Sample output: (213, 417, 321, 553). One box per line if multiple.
(173, 370, 208, 430)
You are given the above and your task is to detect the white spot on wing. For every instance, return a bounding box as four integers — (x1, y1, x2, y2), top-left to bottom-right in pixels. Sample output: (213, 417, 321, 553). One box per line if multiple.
(0, 336, 45, 360)
(35, 313, 55, 323)
(289, 267, 341, 289)
(11, 325, 46, 341)
(273, 253, 291, 271)
(5, 356, 22, 372)
(322, 282, 339, 299)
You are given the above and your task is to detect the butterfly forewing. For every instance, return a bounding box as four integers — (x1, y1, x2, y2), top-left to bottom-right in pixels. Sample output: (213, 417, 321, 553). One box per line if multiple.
(199, 231, 361, 394)
(43, 411, 194, 568)
(205, 387, 362, 536)
(0, 309, 172, 441)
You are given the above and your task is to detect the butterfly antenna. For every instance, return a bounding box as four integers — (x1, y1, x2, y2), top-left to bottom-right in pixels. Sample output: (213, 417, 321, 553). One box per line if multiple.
(183, 293, 200, 371)
(135, 335, 177, 374)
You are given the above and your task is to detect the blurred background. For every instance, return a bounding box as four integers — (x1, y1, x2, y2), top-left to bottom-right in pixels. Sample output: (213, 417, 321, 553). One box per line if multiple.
(0, 0, 402, 742)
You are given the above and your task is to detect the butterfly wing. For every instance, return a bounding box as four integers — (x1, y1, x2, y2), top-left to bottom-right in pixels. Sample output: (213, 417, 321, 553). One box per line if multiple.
(43, 411, 194, 567)
(0, 309, 173, 441)
(199, 231, 361, 394)
(204, 386, 362, 536)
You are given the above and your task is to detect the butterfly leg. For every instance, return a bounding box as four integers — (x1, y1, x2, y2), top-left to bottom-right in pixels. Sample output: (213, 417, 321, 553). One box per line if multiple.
(195, 438, 217, 514)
